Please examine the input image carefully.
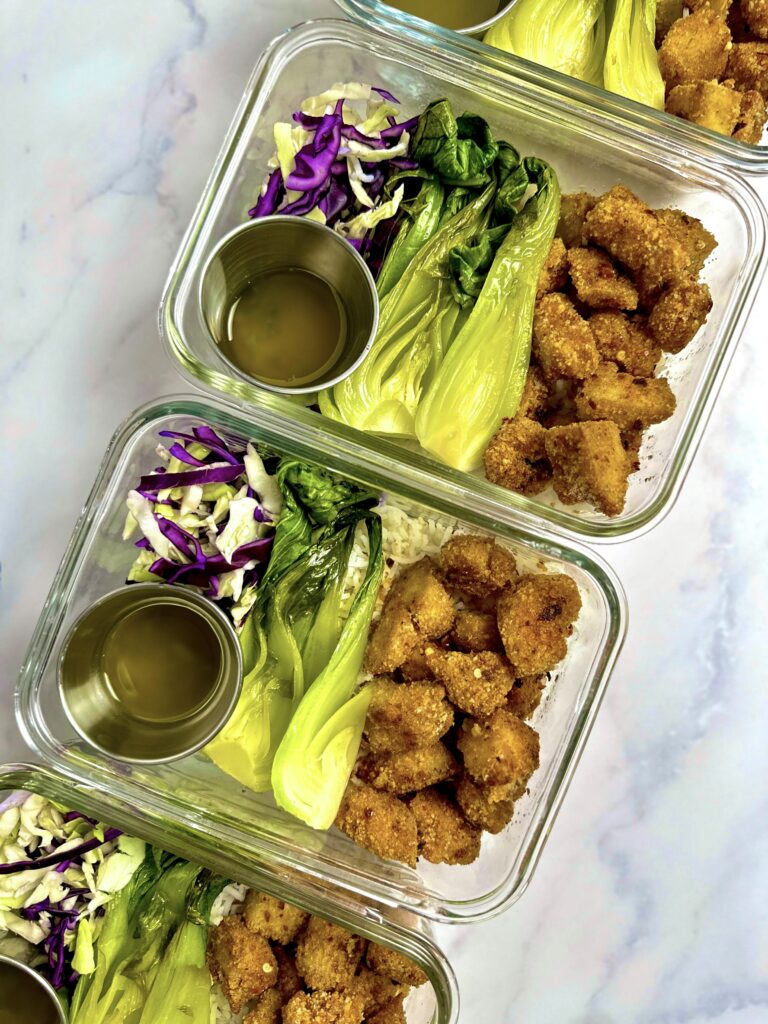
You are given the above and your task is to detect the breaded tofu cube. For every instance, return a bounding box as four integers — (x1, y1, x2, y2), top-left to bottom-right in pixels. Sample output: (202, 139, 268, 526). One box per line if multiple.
(283, 991, 364, 1024)
(275, 947, 303, 1004)
(351, 967, 404, 1018)
(245, 989, 283, 1024)
(533, 293, 601, 382)
(666, 79, 742, 135)
(742, 0, 768, 38)
(575, 362, 677, 430)
(441, 535, 517, 598)
(457, 709, 540, 789)
(497, 574, 582, 676)
(451, 609, 503, 653)
(726, 41, 768, 97)
(365, 678, 453, 754)
(589, 311, 661, 378)
(357, 742, 459, 795)
(426, 649, 516, 718)
(518, 365, 550, 420)
(686, 0, 732, 17)
(506, 674, 547, 720)
(410, 788, 482, 865)
(399, 641, 439, 682)
(207, 917, 278, 1013)
(584, 186, 689, 299)
(244, 891, 309, 945)
(365, 604, 420, 676)
(648, 276, 713, 352)
(556, 192, 596, 248)
(368, 999, 407, 1024)
(335, 784, 418, 867)
(483, 415, 552, 496)
(536, 237, 569, 299)
(367, 942, 429, 987)
(567, 247, 639, 311)
(295, 917, 365, 991)
(658, 8, 732, 90)
(455, 777, 516, 834)
(545, 421, 631, 517)
(655, 208, 717, 276)
(734, 86, 767, 141)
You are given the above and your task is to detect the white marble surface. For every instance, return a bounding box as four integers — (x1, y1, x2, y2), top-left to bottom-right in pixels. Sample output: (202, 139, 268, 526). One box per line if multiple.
(2, 2, 768, 1021)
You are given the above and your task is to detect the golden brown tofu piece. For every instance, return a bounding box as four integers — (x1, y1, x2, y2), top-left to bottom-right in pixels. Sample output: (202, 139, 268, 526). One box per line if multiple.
(655, 208, 718, 276)
(358, 742, 458, 795)
(518, 365, 550, 420)
(575, 362, 677, 430)
(368, 999, 407, 1024)
(545, 421, 631, 517)
(497, 574, 582, 676)
(295, 917, 365, 991)
(451, 609, 503, 653)
(283, 991, 365, 1024)
(441, 534, 517, 598)
(734, 86, 767, 140)
(533, 293, 601, 383)
(365, 678, 453, 754)
(398, 641, 438, 682)
(589, 311, 661, 378)
(410, 788, 482, 865)
(567, 247, 639, 311)
(426, 649, 516, 718)
(666, 79, 742, 134)
(658, 8, 731, 89)
(455, 777, 516, 834)
(351, 967, 404, 1018)
(457, 709, 540, 789)
(584, 186, 689, 300)
(556, 192, 596, 248)
(648, 275, 713, 352)
(207, 917, 278, 1013)
(742, 0, 768, 37)
(244, 891, 309, 945)
(506, 674, 547, 720)
(365, 604, 421, 676)
(275, 947, 303, 1004)
(245, 989, 283, 1024)
(726, 41, 768, 97)
(483, 415, 552, 497)
(367, 942, 429, 987)
(335, 784, 418, 867)
(536, 237, 569, 299)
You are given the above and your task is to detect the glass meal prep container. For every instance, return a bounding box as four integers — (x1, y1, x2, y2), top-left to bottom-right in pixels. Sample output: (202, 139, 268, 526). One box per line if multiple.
(16, 395, 625, 926)
(160, 19, 767, 543)
(0, 762, 457, 1024)
(334, 0, 768, 175)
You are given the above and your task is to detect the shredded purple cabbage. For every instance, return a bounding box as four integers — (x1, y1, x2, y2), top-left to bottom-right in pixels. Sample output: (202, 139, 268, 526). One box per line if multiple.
(0, 827, 122, 876)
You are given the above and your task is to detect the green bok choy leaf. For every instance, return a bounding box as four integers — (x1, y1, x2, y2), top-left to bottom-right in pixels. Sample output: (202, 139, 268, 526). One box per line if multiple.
(604, 0, 664, 109)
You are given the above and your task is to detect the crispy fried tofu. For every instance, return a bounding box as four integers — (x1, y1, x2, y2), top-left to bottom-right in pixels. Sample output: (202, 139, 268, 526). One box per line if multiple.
(536, 237, 569, 299)
(335, 784, 418, 867)
(518, 365, 550, 420)
(410, 787, 482, 865)
(545, 421, 631, 517)
(589, 311, 661, 377)
(207, 917, 278, 1013)
(648, 275, 713, 352)
(584, 186, 689, 300)
(655, 208, 718, 276)
(533, 293, 601, 382)
(567, 247, 639, 311)
(426, 649, 515, 718)
(506, 674, 547, 720)
(357, 742, 459, 795)
(365, 604, 421, 677)
(368, 999, 407, 1024)
(283, 991, 364, 1024)
(726, 41, 768, 97)
(398, 641, 439, 682)
(245, 990, 283, 1024)
(666, 79, 742, 134)
(575, 362, 677, 430)
(367, 942, 429, 987)
(275, 947, 303, 1004)
(295, 917, 365, 991)
(556, 192, 596, 248)
(742, 0, 768, 38)
(244, 891, 309, 945)
(365, 678, 453, 754)
(457, 709, 540, 789)
(484, 415, 552, 496)
(451, 609, 503, 653)
(351, 967, 404, 1018)
(441, 535, 517, 598)
(734, 86, 767, 140)
(658, 8, 732, 89)
(497, 574, 582, 676)
(621, 427, 645, 473)
(455, 777, 515, 834)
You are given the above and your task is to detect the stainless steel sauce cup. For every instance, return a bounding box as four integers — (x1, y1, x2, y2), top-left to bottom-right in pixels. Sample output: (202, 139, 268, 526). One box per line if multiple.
(0, 955, 68, 1024)
(58, 584, 242, 764)
(199, 217, 379, 395)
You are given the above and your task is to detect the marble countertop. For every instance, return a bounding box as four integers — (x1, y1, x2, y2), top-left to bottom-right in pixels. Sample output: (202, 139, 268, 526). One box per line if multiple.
(2, 2, 767, 1021)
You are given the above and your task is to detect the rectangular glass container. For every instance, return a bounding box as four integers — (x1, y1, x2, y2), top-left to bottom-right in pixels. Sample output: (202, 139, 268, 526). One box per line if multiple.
(160, 19, 767, 542)
(16, 395, 625, 924)
(335, 0, 768, 174)
(0, 763, 457, 1024)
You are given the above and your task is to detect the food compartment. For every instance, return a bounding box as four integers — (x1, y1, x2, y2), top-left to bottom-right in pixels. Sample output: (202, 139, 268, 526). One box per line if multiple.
(17, 396, 624, 923)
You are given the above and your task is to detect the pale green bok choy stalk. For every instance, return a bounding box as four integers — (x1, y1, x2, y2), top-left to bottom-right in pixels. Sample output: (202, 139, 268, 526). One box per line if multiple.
(603, 0, 664, 109)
